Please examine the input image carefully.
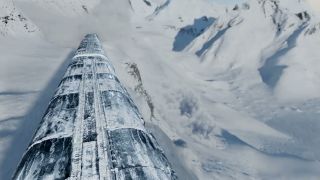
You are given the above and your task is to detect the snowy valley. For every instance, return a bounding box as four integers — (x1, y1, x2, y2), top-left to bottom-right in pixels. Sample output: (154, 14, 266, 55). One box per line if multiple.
(1, 0, 320, 179)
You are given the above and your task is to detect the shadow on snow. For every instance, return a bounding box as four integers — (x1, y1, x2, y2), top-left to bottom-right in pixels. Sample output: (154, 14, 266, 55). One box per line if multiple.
(0, 50, 75, 180)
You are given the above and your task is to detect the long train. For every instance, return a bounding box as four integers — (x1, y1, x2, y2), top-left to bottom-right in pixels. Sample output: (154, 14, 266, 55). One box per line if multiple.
(13, 34, 177, 180)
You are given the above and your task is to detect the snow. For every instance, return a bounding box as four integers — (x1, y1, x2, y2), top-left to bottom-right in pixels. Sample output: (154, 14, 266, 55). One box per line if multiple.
(1, 0, 320, 179)
(0, 0, 39, 36)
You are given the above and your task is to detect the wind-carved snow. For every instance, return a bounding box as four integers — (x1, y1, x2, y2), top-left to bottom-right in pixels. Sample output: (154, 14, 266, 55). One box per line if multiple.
(13, 34, 176, 180)
(173, 16, 215, 52)
(259, 24, 307, 88)
(182, 11, 244, 58)
(195, 26, 230, 57)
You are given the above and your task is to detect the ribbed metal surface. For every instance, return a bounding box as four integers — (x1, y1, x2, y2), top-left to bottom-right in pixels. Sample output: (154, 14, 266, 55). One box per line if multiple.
(13, 34, 176, 180)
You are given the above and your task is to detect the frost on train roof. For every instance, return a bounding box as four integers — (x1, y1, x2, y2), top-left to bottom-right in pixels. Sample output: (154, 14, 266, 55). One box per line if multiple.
(75, 33, 105, 56)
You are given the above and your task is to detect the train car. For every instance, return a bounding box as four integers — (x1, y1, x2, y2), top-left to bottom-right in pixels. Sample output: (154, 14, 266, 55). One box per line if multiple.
(13, 34, 177, 180)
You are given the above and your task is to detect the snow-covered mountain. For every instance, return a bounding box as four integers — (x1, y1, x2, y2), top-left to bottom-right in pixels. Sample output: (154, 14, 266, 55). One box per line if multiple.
(1, 0, 320, 179)
(0, 0, 39, 36)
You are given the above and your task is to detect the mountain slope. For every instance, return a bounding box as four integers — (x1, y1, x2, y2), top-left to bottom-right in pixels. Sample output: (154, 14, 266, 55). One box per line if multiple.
(1, 0, 320, 179)
(0, 0, 39, 36)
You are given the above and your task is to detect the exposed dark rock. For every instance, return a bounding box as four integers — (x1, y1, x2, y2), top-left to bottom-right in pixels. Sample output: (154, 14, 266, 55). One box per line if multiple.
(173, 139, 187, 147)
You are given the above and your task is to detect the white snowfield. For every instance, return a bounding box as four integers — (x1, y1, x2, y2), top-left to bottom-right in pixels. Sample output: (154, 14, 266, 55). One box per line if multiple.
(1, 0, 320, 179)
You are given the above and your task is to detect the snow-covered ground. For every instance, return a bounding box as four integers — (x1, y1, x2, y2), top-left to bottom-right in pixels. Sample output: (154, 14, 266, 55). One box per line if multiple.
(1, 0, 320, 179)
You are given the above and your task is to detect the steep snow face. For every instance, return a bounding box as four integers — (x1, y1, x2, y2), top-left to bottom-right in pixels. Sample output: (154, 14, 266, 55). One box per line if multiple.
(173, 16, 216, 51)
(18, 0, 101, 17)
(0, 0, 39, 36)
(11, 0, 132, 46)
(180, 0, 320, 101)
